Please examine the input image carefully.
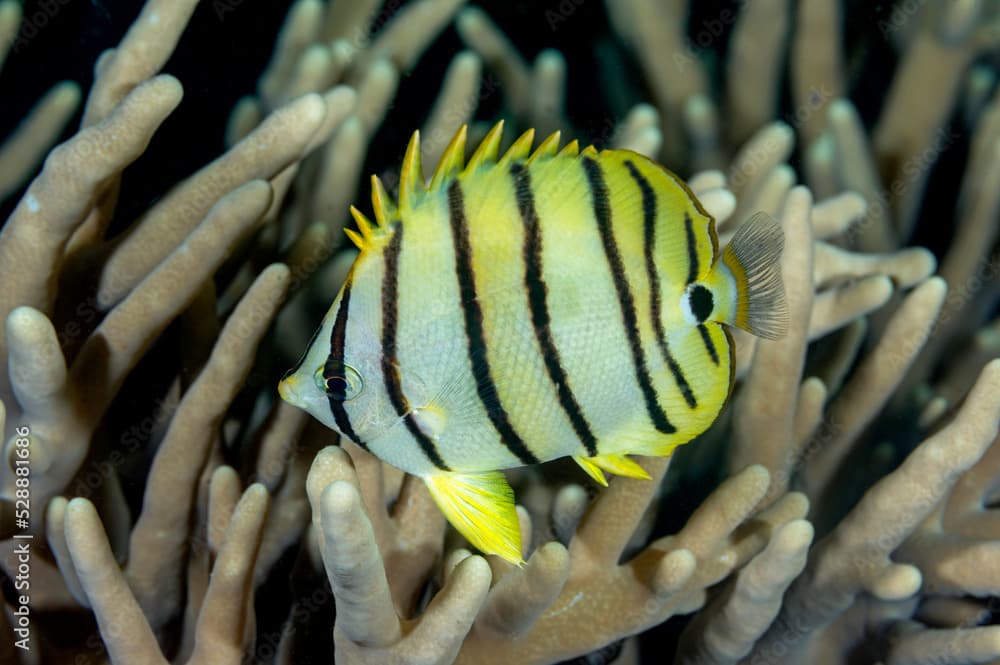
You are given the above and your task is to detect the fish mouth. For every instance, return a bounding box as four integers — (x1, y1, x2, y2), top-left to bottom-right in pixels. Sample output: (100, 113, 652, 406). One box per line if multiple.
(277, 374, 302, 405)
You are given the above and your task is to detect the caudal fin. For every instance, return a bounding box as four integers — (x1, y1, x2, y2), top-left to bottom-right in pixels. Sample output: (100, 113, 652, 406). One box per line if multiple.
(721, 212, 788, 340)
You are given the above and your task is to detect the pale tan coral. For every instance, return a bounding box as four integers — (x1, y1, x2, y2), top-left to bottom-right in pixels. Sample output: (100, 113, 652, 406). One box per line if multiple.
(3, 181, 277, 513)
(0, 2, 81, 202)
(676, 519, 814, 665)
(305, 438, 807, 664)
(604, 0, 706, 168)
(749, 360, 1000, 662)
(874, 1, 1000, 238)
(95, 95, 325, 308)
(801, 278, 948, 499)
(730, 188, 814, 502)
(456, 6, 531, 116)
(829, 99, 896, 251)
(64, 483, 269, 665)
(0, 80, 80, 202)
(0, 76, 182, 404)
(422, 51, 483, 168)
(124, 264, 289, 630)
(885, 621, 1000, 665)
(306, 446, 486, 664)
(726, 0, 790, 149)
(791, 0, 844, 145)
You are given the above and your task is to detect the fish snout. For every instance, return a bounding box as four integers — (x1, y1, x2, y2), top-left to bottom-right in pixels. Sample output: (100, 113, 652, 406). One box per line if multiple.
(278, 372, 305, 406)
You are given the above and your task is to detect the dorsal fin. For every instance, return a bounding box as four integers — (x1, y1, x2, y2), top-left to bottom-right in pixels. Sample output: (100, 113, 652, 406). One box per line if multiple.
(464, 120, 504, 174)
(399, 130, 424, 210)
(346, 206, 375, 250)
(558, 140, 579, 157)
(429, 125, 467, 192)
(370, 175, 397, 226)
(526, 131, 561, 165)
(498, 129, 535, 167)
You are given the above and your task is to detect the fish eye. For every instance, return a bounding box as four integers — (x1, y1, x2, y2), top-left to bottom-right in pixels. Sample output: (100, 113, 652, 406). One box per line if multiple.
(313, 363, 364, 400)
(682, 283, 715, 324)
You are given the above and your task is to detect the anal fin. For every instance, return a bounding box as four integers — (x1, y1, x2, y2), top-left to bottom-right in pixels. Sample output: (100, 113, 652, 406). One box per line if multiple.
(424, 471, 523, 565)
(573, 453, 652, 487)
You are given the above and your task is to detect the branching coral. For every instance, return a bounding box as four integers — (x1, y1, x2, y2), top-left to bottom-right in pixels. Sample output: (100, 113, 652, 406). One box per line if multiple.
(1, 0, 999, 664)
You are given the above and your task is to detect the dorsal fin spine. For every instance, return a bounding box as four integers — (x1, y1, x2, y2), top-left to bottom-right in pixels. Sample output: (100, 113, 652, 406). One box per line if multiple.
(464, 120, 505, 174)
(498, 129, 536, 166)
(348, 206, 375, 250)
(429, 125, 468, 191)
(526, 131, 561, 165)
(558, 139, 580, 157)
(371, 175, 397, 226)
(399, 130, 424, 211)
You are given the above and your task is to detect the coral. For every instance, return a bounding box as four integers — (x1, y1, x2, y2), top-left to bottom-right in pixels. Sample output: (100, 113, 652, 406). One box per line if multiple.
(1, 0, 999, 664)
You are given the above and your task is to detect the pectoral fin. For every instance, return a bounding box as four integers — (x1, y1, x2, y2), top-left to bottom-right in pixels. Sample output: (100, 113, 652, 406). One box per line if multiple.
(424, 471, 523, 565)
(573, 453, 652, 486)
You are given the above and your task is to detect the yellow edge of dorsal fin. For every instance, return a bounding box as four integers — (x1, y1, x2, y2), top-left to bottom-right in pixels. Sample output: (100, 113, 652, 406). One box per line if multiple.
(581, 144, 599, 158)
(557, 139, 580, 157)
(370, 175, 397, 226)
(498, 128, 535, 167)
(399, 129, 424, 210)
(464, 120, 504, 174)
(526, 131, 561, 165)
(424, 470, 524, 566)
(347, 205, 375, 250)
(429, 124, 468, 192)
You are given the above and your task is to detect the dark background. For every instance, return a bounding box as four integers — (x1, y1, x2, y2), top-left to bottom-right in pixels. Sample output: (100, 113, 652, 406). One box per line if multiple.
(0, 0, 915, 235)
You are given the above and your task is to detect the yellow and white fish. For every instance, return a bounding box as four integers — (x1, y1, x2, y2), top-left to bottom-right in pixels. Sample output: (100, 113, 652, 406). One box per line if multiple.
(279, 122, 787, 564)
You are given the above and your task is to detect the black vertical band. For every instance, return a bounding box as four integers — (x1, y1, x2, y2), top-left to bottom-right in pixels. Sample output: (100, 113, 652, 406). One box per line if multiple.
(684, 212, 699, 285)
(325, 279, 368, 449)
(697, 323, 720, 366)
(448, 179, 541, 465)
(381, 226, 450, 470)
(512, 163, 600, 457)
(582, 156, 676, 435)
(625, 160, 697, 410)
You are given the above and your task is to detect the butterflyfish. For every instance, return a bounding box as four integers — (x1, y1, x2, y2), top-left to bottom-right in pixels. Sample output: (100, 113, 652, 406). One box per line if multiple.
(279, 122, 787, 564)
